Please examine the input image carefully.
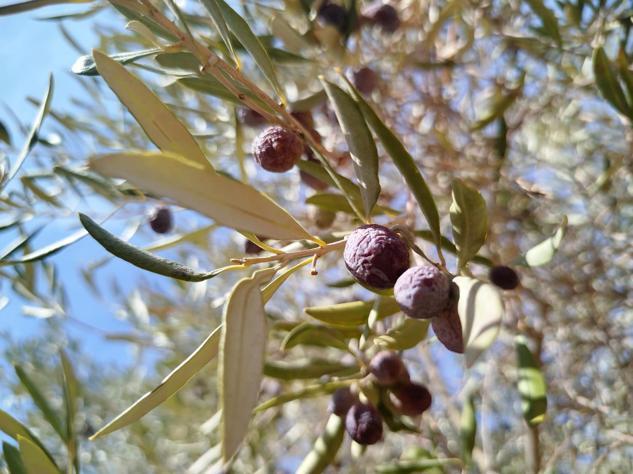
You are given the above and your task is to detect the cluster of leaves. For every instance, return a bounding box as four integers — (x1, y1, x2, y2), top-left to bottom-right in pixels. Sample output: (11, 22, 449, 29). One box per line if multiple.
(0, 0, 631, 472)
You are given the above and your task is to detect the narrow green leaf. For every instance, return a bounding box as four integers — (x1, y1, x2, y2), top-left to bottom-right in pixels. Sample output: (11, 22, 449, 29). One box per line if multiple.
(264, 359, 358, 380)
(374, 318, 429, 350)
(346, 81, 442, 253)
(449, 179, 488, 270)
(0, 410, 54, 464)
(460, 395, 476, 463)
(296, 414, 345, 474)
(214, 0, 285, 101)
(59, 351, 79, 473)
(92, 50, 211, 169)
(4, 75, 53, 186)
(282, 323, 356, 352)
(14, 365, 65, 441)
(177, 77, 242, 103)
(261, 258, 311, 303)
(0, 119, 10, 145)
(0, 227, 44, 261)
(110, 0, 178, 41)
(269, 14, 312, 54)
(3, 442, 26, 474)
(414, 230, 492, 267)
(91, 326, 222, 439)
(290, 89, 327, 112)
(471, 88, 521, 131)
(0, 0, 90, 16)
(71, 48, 161, 76)
(322, 80, 380, 218)
(199, 0, 238, 66)
(305, 297, 400, 328)
(90, 151, 315, 241)
(454, 276, 503, 367)
(376, 458, 462, 473)
(523, 216, 567, 267)
(525, 0, 561, 44)
(306, 193, 399, 217)
(79, 213, 230, 281)
(593, 47, 633, 118)
(219, 269, 275, 462)
(296, 159, 364, 208)
(0, 228, 87, 266)
(155, 51, 200, 72)
(516, 336, 547, 426)
(17, 436, 60, 474)
(254, 381, 351, 413)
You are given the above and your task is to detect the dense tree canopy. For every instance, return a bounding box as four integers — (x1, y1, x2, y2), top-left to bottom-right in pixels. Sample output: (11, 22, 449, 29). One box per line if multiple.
(0, 0, 631, 473)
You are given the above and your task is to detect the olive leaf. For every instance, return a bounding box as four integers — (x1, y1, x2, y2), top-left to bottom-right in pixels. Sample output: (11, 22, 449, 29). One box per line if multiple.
(90, 151, 315, 241)
(522, 216, 567, 267)
(0, 119, 11, 145)
(264, 359, 358, 380)
(0, 228, 88, 266)
(305, 297, 400, 328)
(79, 213, 233, 281)
(91, 325, 222, 439)
(60, 351, 79, 472)
(454, 276, 503, 367)
(17, 436, 60, 474)
(345, 80, 442, 253)
(0, 0, 91, 16)
(211, 0, 285, 101)
(306, 193, 399, 217)
(219, 268, 275, 462)
(460, 395, 476, 463)
(322, 79, 380, 218)
(2, 442, 26, 474)
(374, 318, 429, 350)
(199, 0, 238, 65)
(525, 0, 561, 45)
(414, 230, 492, 267)
(516, 336, 547, 426)
(71, 48, 162, 76)
(4, 75, 54, 187)
(296, 414, 345, 474)
(14, 365, 66, 442)
(281, 323, 355, 352)
(0, 410, 56, 466)
(450, 179, 488, 270)
(92, 50, 211, 169)
(593, 47, 633, 119)
(254, 381, 351, 413)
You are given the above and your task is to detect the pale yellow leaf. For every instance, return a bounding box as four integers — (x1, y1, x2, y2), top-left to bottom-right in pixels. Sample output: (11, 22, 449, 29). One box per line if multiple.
(454, 276, 504, 367)
(90, 151, 314, 241)
(17, 435, 59, 474)
(93, 49, 211, 169)
(219, 268, 275, 462)
(91, 326, 222, 439)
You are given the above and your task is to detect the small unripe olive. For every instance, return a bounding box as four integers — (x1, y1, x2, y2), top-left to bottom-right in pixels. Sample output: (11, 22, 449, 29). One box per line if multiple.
(149, 207, 173, 234)
(368, 351, 409, 386)
(372, 4, 400, 33)
(389, 383, 432, 416)
(345, 402, 383, 445)
(317, 1, 348, 33)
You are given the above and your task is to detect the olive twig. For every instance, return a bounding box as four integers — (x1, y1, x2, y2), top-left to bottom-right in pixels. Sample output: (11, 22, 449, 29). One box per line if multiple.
(230, 239, 346, 266)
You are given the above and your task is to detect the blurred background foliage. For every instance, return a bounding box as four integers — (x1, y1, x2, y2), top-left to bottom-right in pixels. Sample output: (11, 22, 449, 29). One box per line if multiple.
(0, 0, 631, 472)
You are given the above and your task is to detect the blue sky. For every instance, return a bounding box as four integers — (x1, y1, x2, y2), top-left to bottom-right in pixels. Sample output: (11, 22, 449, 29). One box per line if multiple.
(0, 7, 163, 366)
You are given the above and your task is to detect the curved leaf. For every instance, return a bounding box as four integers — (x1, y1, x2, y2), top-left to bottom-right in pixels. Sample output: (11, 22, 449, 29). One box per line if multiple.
(0, 410, 55, 464)
(4, 75, 54, 186)
(254, 381, 350, 413)
(79, 213, 230, 281)
(282, 323, 356, 352)
(346, 81, 442, 252)
(523, 216, 567, 267)
(219, 269, 275, 462)
(0, 0, 90, 16)
(91, 325, 222, 439)
(3, 442, 26, 474)
(72, 48, 161, 76)
(454, 276, 503, 367)
(89, 151, 314, 241)
(460, 395, 476, 463)
(264, 359, 358, 380)
(322, 80, 380, 218)
(516, 336, 547, 425)
(450, 179, 488, 270)
(306, 193, 399, 217)
(374, 318, 429, 350)
(296, 414, 345, 474)
(92, 50, 210, 169)
(593, 47, 632, 118)
(305, 297, 400, 328)
(17, 436, 60, 474)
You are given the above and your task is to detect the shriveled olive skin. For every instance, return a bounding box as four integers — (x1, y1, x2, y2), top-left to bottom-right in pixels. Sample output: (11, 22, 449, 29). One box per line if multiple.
(345, 402, 383, 445)
(343, 224, 410, 290)
(394, 265, 450, 319)
(252, 126, 303, 173)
